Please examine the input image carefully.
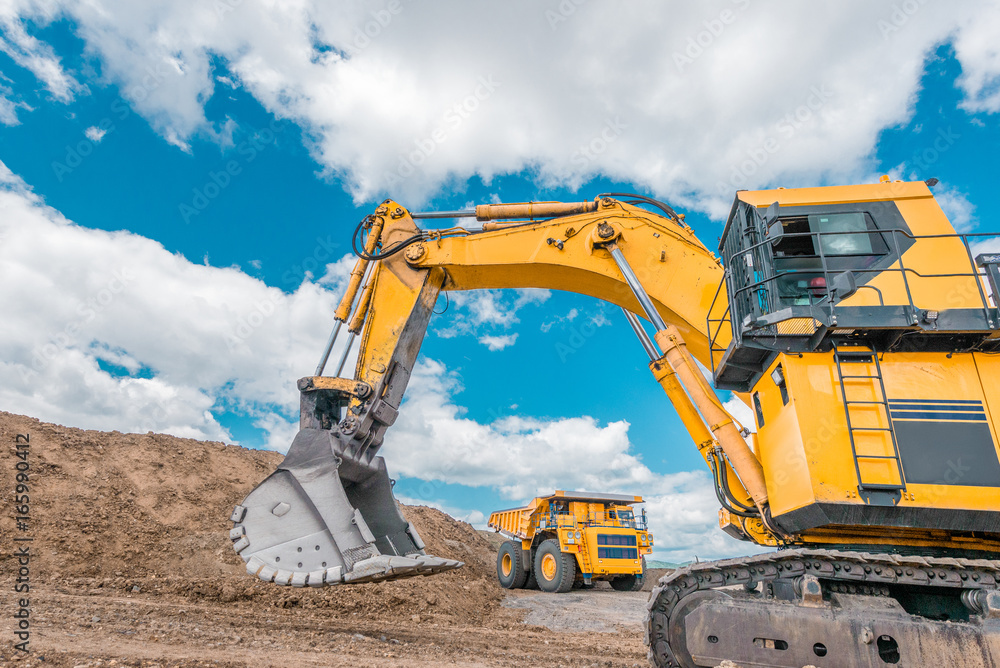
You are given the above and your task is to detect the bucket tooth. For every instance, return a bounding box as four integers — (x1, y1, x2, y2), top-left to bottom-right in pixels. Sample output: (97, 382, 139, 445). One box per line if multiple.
(306, 569, 326, 587)
(231, 427, 462, 586)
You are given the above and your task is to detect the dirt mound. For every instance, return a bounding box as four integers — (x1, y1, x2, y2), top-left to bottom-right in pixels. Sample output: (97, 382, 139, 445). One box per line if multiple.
(0, 411, 503, 626)
(477, 528, 507, 552)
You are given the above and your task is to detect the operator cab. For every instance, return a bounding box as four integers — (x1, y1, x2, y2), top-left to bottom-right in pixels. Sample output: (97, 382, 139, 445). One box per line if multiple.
(709, 181, 1000, 391)
(614, 507, 636, 528)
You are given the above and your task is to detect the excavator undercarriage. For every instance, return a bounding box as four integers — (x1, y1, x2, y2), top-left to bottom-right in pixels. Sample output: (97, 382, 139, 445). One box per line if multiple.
(230, 182, 1000, 666)
(646, 549, 1000, 667)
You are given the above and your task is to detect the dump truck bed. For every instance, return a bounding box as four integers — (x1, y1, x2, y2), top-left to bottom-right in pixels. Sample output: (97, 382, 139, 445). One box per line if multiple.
(487, 490, 645, 539)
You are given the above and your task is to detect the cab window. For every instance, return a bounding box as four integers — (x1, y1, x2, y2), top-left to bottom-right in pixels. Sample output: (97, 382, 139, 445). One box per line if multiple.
(771, 212, 889, 305)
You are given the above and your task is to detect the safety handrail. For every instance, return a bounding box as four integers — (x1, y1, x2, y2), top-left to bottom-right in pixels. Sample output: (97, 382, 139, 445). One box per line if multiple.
(533, 510, 648, 532)
(707, 227, 999, 368)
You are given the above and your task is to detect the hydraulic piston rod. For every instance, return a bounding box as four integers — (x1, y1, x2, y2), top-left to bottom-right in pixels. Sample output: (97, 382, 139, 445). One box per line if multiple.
(607, 243, 769, 509)
(621, 307, 658, 361)
(315, 320, 342, 376)
(609, 246, 667, 330)
(410, 210, 476, 219)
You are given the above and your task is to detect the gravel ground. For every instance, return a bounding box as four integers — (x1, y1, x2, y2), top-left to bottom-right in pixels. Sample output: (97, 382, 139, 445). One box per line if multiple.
(502, 588, 649, 633)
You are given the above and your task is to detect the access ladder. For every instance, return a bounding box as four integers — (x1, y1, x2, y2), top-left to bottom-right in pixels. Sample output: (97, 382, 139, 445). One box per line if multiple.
(833, 343, 907, 505)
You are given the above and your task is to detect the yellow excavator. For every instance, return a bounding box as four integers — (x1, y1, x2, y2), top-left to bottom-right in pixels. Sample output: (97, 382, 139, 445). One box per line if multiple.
(229, 179, 1000, 667)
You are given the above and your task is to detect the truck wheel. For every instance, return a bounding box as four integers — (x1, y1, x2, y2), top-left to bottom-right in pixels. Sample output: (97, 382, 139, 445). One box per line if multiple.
(610, 557, 646, 592)
(496, 541, 528, 589)
(533, 539, 575, 593)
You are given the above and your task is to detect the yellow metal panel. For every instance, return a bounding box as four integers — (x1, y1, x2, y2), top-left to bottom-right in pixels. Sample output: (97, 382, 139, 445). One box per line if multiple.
(757, 349, 1000, 548)
(976, 353, 1000, 458)
(753, 355, 815, 517)
(738, 180, 932, 207)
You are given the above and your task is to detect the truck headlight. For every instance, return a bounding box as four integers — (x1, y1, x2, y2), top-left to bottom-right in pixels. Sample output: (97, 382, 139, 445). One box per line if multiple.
(575, 531, 582, 540)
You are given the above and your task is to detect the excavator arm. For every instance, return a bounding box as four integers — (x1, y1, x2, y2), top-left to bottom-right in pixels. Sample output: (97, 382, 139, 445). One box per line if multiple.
(230, 195, 775, 588)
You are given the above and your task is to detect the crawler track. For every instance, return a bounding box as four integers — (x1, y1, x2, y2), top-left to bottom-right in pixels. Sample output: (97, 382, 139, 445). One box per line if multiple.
(645, 548, 1000, 667)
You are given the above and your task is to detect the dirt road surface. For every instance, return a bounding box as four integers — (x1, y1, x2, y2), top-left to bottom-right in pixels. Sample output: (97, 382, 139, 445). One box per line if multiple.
(504, 588, 648, 633)
(0, 412, 652, 667)
(0, 584, 649, 667)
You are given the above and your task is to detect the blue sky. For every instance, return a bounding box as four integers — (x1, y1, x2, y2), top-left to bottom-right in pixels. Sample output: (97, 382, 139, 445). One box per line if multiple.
(2, 1, 999, 561)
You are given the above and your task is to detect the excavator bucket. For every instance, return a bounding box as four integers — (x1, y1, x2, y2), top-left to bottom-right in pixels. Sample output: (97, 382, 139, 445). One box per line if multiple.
(229, 210, 462, 586)
(230, 425, 462, 586)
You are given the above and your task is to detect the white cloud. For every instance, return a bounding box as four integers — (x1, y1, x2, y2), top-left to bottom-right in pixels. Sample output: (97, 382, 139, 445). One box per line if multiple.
(0, 2, 80, 103)
(971, 236, 1000, 307)
(0, 159, 356, 445)
(971, 237, 1000, 257)
(953, 4, 1000, 113)
(540, 307, 579, 333)
(0, 85, 22, 125)
(934, 185, 978, 233)
(84, 125, 107, 143)
(382, 358, 755, 560)
(447, 291, 519, 328)
(589, 310, 610, 328)
(478, 333, 518, 351)
(434, 288, 550, 339)
(723, 395, 756, 434)
(4, 2, 1000, 213)
(540, 305, 615, 334)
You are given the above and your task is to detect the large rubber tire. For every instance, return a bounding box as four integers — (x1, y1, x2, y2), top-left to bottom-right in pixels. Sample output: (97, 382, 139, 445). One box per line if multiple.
(496, 540, 528, 589)
(610, 557, 646, 592)
(533, 538, 576, 593)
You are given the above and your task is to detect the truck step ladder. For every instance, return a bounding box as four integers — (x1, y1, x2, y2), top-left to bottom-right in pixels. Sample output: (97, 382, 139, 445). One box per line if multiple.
(577, 538, 594, 580)
(833, 343, 907, 506)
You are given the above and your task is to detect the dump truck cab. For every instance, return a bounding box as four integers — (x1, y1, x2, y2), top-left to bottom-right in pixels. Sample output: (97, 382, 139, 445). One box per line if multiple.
(488, 491, 653, 593)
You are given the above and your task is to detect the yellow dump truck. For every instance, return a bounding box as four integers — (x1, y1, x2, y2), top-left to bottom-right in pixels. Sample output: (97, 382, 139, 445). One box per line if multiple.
(487, 491, 653, 593)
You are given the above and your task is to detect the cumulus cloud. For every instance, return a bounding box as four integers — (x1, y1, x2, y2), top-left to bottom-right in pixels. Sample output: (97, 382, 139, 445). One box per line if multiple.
(434, 288, 550, 344)
(953, 5, 1000, 113)
(3, 1, 1000, 212)
(0, 159, 355, 444)
(7, 1, 999, 561)
(84, 125, 107, 143)
(934, 185, 978, 233)
(478, 333, 518, 351)
(972, 237, 1000, 257)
